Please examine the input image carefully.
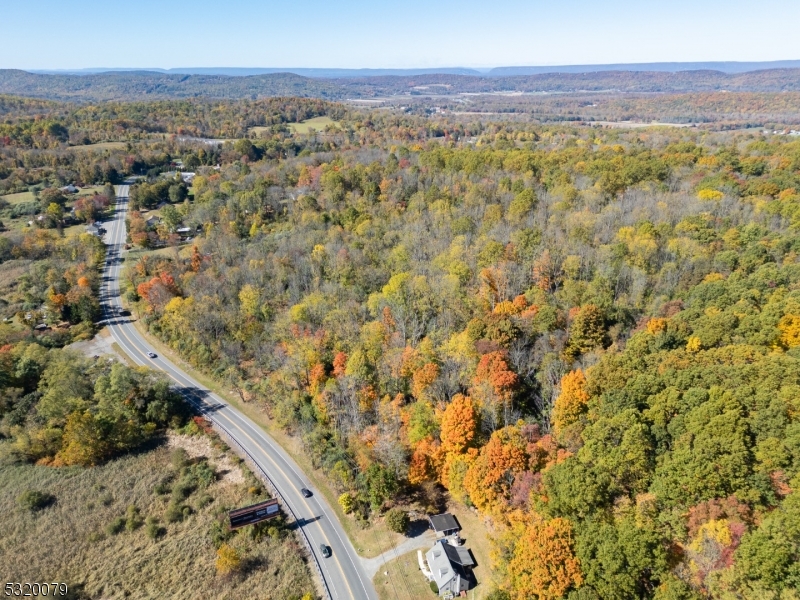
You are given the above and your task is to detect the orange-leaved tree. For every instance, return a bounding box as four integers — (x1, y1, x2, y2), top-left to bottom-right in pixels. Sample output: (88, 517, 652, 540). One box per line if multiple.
(463, 426, 527, 513)
(508, 516, 583, 600)
(475, 350, 519, 403)
(408, 436, 443, 484)
(440, 394, 477, 455)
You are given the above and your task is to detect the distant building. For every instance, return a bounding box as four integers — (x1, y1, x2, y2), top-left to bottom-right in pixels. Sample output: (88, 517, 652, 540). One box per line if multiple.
(60, 184, 79, 194)
(145, 216, 160, 228)
(425, 540, 475, 598)
(85, 223, 101, 236)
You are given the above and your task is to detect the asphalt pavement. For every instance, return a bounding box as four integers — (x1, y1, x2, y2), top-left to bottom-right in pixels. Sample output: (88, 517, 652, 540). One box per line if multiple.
(102, 184, 377, 600)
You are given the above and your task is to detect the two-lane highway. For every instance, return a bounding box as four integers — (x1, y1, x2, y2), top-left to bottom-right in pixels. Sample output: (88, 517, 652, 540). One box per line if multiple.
(102, 184, 376, 600)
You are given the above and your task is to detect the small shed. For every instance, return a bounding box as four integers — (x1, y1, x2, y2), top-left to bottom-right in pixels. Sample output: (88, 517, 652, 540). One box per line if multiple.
(429, 513, 461, 540)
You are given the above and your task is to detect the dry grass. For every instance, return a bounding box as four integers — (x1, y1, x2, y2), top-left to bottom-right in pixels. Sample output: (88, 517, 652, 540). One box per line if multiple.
(67, 141, 127, 152)
(0, 435, 315, 600)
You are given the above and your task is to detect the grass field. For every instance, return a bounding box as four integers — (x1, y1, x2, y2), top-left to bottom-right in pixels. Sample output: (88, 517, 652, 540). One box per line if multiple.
(0, 433, 316, 600)
(124, 243, 194, 266)
(1, 190, 35, 205)
(250, 117, 339, 137)
(68, 141, 127, 152)
(289, 116, 338, 134)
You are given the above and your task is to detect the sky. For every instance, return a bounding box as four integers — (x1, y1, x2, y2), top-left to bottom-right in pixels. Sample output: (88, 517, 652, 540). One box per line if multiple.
(3, 0, 800, 70)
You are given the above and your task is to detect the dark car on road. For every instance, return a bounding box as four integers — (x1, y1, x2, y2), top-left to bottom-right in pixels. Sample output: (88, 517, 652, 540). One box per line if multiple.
(319, 544, 331, 558)
(301, 488, 312, 498)
(147, 352, 157, 358)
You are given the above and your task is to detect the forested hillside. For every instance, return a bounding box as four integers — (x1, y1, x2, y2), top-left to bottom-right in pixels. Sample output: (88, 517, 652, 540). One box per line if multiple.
(5, 68, 800, 102)
(120, 109, 800, 598)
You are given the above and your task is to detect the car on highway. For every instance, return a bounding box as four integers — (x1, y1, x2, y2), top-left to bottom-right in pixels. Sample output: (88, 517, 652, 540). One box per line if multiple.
(147, 352, 157, 358)
(301, 488, 312, 498)
(319, 543, 331, 558)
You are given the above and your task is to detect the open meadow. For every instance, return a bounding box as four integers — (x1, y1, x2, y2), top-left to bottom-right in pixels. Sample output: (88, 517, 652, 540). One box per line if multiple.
(0, 433, 315, 600)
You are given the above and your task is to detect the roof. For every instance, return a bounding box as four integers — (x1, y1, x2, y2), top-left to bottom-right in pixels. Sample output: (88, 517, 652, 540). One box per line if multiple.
(443, 543, 475, 567)
(426, 541, 456, 589)
(425, 540, 474, 591)
(429, 513, 460, 532)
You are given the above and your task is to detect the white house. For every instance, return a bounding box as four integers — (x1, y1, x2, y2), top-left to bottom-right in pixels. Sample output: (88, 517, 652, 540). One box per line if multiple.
(425, 540, 475, 598)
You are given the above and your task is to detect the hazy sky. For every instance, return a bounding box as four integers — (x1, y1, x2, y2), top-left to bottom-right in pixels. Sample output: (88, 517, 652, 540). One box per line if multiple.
(3, 0, 800, 69)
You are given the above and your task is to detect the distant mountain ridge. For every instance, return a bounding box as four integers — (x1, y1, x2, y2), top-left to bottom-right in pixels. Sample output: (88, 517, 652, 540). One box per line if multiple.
(3, 67, 800, 102)
(488, 60, 800, 76)
(30, 67, 487, 77)
(28, 60, 800, 78)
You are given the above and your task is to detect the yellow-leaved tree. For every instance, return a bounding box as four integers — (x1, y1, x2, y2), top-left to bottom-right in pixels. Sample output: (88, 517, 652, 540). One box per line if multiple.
(552, 369, 590, 436)
(215, 543, 241, 576)
(777, 314, 800, 348)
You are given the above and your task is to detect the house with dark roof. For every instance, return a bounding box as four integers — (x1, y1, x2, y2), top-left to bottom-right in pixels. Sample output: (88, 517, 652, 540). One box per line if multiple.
(424, 540, 475, 598)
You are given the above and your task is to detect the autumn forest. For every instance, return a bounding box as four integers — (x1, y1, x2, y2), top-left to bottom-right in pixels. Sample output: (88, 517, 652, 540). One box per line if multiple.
(1, 93, 800, 599)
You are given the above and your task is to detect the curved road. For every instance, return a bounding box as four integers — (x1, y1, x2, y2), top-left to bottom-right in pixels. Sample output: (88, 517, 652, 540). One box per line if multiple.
(102, 184, 376, 600)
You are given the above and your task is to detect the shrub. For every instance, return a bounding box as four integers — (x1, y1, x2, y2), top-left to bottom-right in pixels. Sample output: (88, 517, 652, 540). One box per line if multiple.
(429, 581, 439, 594)
(165, 502, 185, 523)
(188, 460, 216, 488)
(208, 518, 233, 548)
(145, 516, 164, 539)
(215, 543, 241, 576)
(196, 493, 214, 509)
(106, 516, 126, 536)
(125, 504, 143, 531)
(87, 531, 105, 543)
(338, 492, 354, 514)
(171, 447, 189, 470)
(171, 479, 195, 501)
(385, 508, 410, 534)
(17, 490, 55, 512)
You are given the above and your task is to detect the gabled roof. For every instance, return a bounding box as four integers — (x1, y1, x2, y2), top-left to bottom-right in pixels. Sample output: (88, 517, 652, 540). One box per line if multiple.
(426, 541, 456, 588)
(425, 540, 475, 591)
(443, 543, 475, 567)
(429, 513, 460, 532)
